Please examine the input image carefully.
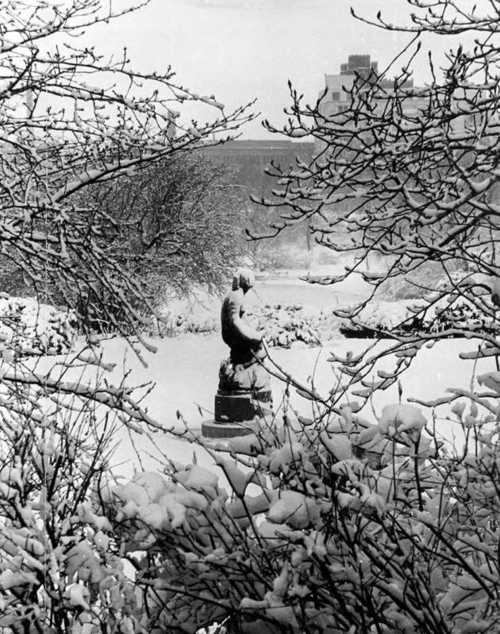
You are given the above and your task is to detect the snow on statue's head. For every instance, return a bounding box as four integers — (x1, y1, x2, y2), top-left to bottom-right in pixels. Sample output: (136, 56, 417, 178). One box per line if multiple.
(232, 268, 255, 293)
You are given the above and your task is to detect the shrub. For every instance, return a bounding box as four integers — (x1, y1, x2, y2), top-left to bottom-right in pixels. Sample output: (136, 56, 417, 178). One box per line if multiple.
(151, 300, 339, 347)
(0, 295, 76, 355)
(101, 397, 500, 632)
(0, 376, 135, 632)
(339, 298, 495, 339)
(249, 304, 328, 347)
(1, 347, 498, 633)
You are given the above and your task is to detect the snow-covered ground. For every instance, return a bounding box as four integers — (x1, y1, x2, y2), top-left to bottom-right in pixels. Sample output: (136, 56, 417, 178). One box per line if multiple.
(21, 276, 496, 479)
(81, 332, 494, 477)
(247, 275, 368, 309)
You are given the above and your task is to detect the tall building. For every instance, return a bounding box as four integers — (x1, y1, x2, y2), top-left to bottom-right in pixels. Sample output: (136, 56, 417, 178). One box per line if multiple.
(312, 55, 427, 258)
(318, 53, 423, 120)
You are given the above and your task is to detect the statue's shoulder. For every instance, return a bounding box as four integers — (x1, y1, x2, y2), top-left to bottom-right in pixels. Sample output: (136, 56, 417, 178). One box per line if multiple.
(223, 288, 243, 306)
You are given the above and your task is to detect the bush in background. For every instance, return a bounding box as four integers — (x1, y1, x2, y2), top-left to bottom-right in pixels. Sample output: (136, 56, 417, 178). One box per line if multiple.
(80, 153, 248, 316)
(0, 295, 76, 356)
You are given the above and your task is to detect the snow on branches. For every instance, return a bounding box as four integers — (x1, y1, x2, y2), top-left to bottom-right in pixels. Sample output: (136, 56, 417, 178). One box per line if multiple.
(251, 0, 500, 409)
(102, 400, 500, 632)
(0, 0, 253, 337)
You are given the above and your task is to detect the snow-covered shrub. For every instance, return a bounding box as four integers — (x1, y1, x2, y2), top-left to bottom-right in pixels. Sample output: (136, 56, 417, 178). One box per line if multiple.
(1, 347, 498, 632)
(339, 298, 495, 339)
(0, 382, 141, 633)
(430, 300, 495, 335)
(103, 397, 500, 632)
(158, 309, 219, 336)
(248, 304, 329, 347)
(0, 295, 76, 355)
(151, 289, 220, 336)
(339, 299, 427, 337)
(0, 316, 497, 632)
(152, 299, 340, 346)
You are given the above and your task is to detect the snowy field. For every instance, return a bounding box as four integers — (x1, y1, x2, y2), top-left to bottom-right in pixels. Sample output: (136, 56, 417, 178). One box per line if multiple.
(24, 276, 497, 479)
(77, 332, 494, 477)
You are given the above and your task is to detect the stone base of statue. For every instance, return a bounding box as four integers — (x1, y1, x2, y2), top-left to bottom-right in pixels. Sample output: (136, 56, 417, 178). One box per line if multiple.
(201, 355, 273, 439)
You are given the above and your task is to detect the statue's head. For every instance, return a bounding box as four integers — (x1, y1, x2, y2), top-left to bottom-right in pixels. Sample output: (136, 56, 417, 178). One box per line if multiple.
(232, 268, 255, 293)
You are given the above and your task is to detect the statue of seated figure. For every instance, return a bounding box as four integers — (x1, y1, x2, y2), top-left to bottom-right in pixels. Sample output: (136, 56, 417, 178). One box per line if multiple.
(221, 268, 263, 365)
(201, 268, 272, 436)
(218, 269, 270, 395)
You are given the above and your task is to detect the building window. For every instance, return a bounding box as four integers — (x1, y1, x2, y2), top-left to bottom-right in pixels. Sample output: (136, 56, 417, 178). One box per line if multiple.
(331, 91, 340, 101)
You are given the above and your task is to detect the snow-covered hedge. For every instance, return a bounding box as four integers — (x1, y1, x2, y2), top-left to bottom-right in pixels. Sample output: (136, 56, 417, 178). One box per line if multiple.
(248, 304, 337, 348)
(154, 299, 339, 347)
(340, 298, 495, 338)
(0, 350, 498, 632)
(100, 398, 500, 632)
(0, 295, 76, 355)
(339, 299, 423, 337)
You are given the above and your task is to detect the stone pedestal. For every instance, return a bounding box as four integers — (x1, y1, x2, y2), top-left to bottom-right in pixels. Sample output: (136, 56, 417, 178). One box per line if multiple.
(215, 389, 272, 422)
(201, 419, 256, 439)
(202, 358, 273, 439)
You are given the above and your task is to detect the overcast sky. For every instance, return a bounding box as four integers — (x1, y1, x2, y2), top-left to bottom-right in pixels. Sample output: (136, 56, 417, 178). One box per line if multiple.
(92, 0, 466, 138)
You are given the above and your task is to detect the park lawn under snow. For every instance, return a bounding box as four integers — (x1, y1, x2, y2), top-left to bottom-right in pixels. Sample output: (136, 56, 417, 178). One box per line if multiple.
(41, 331, 495, 478)
(13, 277, 488, 479)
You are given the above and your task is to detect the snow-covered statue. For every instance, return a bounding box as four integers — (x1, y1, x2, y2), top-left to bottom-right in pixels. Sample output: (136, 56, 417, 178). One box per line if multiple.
(221, 268, 263, 365)
(202, 268, 272, 438)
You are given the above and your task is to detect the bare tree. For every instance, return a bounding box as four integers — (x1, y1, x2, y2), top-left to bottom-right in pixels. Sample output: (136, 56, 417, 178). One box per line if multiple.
(78, 151, 248, 332)
(0, 5, 253, 627)
(251, 0, 500, 409)
(0, 0, 252, 337)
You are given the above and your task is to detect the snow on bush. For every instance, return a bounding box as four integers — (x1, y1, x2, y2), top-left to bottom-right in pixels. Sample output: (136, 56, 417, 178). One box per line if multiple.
(0, 329, 498, 632)
(248, 304, 335, 347)
(153, 296, 339, 347)
(340, 297, 495, 339)
(155, 293, 220, 336)
(0, 392, 140, 633)
(340, 299, 422, 335)
(101, 397, 500, 632)
(0, 295, 76, 355)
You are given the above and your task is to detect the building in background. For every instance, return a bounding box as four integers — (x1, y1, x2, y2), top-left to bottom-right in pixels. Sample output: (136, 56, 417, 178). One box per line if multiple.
(318, 53, 423, 120)
(203, 140, 316, 271)
(314, 55, 427, 270)
(205, 139, 313, 199)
